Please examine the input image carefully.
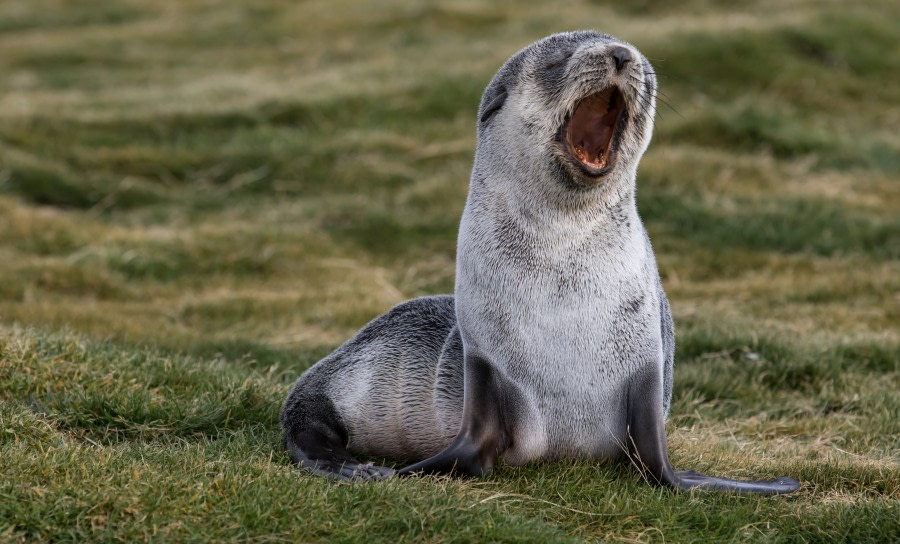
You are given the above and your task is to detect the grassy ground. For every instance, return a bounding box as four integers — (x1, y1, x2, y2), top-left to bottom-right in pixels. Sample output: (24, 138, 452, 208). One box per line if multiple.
(1, 0, 898, 542)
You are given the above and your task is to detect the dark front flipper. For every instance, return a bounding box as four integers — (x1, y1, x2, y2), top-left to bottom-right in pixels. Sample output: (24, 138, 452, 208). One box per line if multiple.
(398, 355, 516, 478)
(673, 470, 799, 494)
(282, 393, 395, 481)
(396, 432, 492, 477)
(626, 368, 799, 495)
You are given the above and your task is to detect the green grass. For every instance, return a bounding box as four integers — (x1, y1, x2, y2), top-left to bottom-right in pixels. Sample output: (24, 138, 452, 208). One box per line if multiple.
(1, 0, 898, 542)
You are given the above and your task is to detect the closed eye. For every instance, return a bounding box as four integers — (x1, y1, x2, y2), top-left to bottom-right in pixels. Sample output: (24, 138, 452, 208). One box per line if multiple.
(544, 50, 574, 71)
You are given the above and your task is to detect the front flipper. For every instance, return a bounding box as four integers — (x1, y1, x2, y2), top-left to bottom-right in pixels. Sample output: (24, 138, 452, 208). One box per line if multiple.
(626, 368, 799, 495)
(673, 470, 799, 494)
(396, 432, 492, 477)
(398, 355, 517, 477)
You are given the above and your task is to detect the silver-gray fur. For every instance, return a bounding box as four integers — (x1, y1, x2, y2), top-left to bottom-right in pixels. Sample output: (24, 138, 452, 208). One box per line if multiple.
(281, 31, 798, 493)
(450, 31, 664, 464)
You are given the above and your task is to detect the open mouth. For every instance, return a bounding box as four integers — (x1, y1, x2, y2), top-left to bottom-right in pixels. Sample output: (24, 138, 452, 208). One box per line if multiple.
(564, 87, 626, 173)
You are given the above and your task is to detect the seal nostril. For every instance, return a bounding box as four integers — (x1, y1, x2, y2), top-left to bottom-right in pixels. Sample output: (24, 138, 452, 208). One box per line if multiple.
(612, 47, 632, 72)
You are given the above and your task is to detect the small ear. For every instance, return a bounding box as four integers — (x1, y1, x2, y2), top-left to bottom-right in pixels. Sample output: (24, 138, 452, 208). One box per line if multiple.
(479, 89, 508, 123)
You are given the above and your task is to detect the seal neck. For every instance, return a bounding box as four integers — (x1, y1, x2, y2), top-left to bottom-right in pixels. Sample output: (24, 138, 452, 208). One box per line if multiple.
(471, 161, 639, 232)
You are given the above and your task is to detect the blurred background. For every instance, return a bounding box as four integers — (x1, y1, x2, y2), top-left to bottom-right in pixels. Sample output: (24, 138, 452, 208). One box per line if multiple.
(1, 0, 896, 363)
(1, 1, 898, 541)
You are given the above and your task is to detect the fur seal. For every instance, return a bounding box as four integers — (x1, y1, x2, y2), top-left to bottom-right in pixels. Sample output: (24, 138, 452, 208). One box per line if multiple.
(281, 31, 800, 494)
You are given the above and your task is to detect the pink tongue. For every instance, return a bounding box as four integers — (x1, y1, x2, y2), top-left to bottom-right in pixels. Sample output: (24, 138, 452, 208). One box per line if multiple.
(569, 89, 621, 165)
(575, 103, 619, 163)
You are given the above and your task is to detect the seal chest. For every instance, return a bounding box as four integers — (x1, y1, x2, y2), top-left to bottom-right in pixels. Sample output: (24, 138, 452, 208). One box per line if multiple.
(281, 31, 800, 495)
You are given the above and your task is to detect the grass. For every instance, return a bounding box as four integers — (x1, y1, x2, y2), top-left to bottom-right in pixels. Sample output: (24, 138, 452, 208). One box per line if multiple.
(1, 0, 898, 541)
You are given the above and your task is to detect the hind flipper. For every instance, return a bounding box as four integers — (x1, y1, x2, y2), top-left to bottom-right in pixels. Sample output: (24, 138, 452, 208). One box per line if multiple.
(290, 445, 395, 481)
(282, 392, 395, 481)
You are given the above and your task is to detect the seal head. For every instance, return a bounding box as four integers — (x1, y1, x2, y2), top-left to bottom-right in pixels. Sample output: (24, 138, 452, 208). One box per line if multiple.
(476, 31, 656, 198)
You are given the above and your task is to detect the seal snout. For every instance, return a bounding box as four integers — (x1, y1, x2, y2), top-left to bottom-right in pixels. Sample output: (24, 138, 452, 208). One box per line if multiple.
(612, 47, 633, 72)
